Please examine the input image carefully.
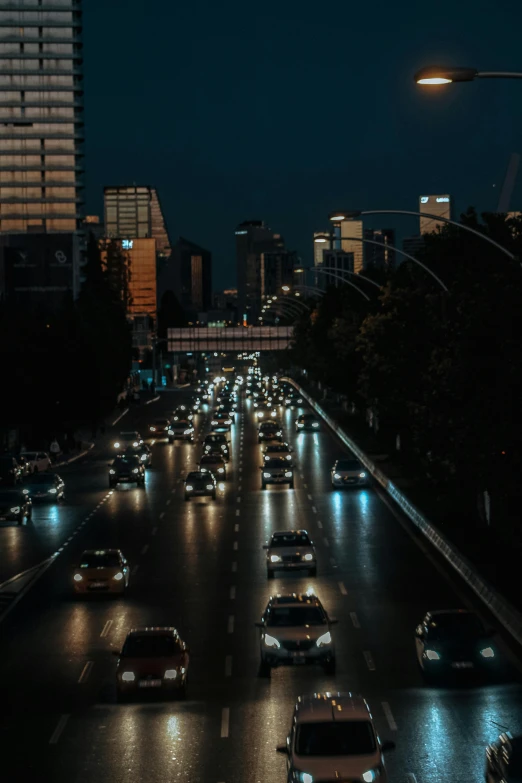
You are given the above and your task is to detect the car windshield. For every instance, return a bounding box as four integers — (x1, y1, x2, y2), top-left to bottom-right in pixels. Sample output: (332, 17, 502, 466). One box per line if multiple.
(301, 415, 315, 421)
(201, 456, 221, 465)
(0, 490, 23, 503)
(120, 432, 139, 439)
(267, 607, 326, 626)
(25, 474, 55, 484)
(267, 445, 287, 452)
(174, 421, 190, 427)
(80, 553, 121, 568)
(186, 472, 204, 480)
(295, 720, 376, 756)
(271, 533, 311, 547)
(154, 419, 169, 425)
(123, 635, 183, 657)
(114, 457, 140, 467)
(428, 613, 485, 638)
(265, 458, 287, 468)
(206, 435, 225, 444)
(261, 423, 279, 430)
(336, 460, 361, 471)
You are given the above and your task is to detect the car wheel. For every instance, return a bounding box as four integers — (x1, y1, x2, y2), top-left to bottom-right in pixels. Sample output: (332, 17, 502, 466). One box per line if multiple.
(184, 494, 190, 501)
(289, 482, 294, 489)
(309, 567, 317, 577)
(258, 659, 271, 678)
(33, 466, 39, 473)
(324, 657, 336, 675)
(212, 491, 216, 500)
(178, 681, 187, 700)
(261, 483, 266, 490)
(267, 569, 274, 579)
(117, 689, 129, 704)
(17, 514, 23, 526)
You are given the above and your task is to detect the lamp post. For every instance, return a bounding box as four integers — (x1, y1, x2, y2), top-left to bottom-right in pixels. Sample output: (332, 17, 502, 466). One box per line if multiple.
(415, 65, 522, 85)
(295, 265, 371, 301)
(329, 210, 518, 266)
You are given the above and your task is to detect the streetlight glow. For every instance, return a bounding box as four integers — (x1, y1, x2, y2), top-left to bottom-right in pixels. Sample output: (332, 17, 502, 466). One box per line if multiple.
(281, 285, 290, 292)
(414, 66, 479, 85)
(417, 76, 452, 84)
(314, 236, 328, 243)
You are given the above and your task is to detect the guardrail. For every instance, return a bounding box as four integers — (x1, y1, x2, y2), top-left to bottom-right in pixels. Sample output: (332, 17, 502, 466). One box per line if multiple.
(282, 377, 522, 648)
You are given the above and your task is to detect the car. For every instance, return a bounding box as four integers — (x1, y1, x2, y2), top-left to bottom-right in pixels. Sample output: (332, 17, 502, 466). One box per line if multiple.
(261, 457, 294, 489)
(22, 472, 65, 503)
(123, 443, 152, 467)
(296, 413, 320, 432)
(109, 455, 146, 488)
(114, 627, 189, 701)
(210, 412, 232, 432)
(253, 395, 268, 407)
(168, 419, 195, 442)
(148, 418, 171, 437)
(276, 693, 395, 783)
(0, 488, 32, 524)
(73, 549, 129, 595)
(285, 393, 304, 407)
(331, 457, 369, 488)
(264, 530, 317, 578)
(199, 454, 227, 480)
(255, 593, 338, 675)
(0, 455, 23, 486)
(216, 403, 236, 422)
(113, 431, 143, 451)
(486, 732, 522, 783)
(263, 443, 293, 462)
(415, 609, 497, 679)
(258, 421, 284, 443)
(173, 405, 194, 422)
(184, 470, 217, 500)
(255, 405, 278, 420)
(20, 451, 52, 473)
(192, 398, 202, 413)
(202, 433, 230, 461)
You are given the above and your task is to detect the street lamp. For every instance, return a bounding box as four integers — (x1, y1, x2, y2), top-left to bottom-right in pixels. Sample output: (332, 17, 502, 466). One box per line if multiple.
(415, 65, 522, 85)
(329, 210, 517, 265)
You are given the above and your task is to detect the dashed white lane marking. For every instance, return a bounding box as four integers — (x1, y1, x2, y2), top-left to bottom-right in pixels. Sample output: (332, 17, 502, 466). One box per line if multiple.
(233, 541, 238, 551)
(239, 467, 243, 473)
(230, 586, 236, 599)
(232, 562, 237, 572)
(78, 661, 93, 683)
(225, 655, 232, 677)
(307, 493, 312, 500)
(312, 506, 317, 513)
(304, 483, 308, 489)
(323, 537, 330, 547)
(237, 497, 241, 503)
(238, 485, 242, 492)
(171, 488, 176, 493)
(363, 650, 376, 671)
(141, 544, 149, 555)
(234, 523, 239, 532)
(382, 701, 398, 731)
(221, 708, 230, 738)
(330, 556, 337, 567)
(227, 615, 235, 634)
(235, 509, 240, 517)
(338, 582, 348, 595)
(317, 520, 323, 529)
(350, 612, 360, 628)
(166, 499, 171, 505)
(131, 564, 139, 576)
(49, 714, 70, 745)
(152, 526, 157, 535)
(159, 512, 165, 519)
(100, 620, 113, 638)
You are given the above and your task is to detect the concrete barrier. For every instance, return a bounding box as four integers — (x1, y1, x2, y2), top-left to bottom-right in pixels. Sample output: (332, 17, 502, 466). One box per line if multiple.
(282, 377, 522, 648)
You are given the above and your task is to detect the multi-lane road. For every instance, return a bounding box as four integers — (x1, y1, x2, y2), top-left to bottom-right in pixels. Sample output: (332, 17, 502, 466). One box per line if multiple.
(0, 384, 521, 783)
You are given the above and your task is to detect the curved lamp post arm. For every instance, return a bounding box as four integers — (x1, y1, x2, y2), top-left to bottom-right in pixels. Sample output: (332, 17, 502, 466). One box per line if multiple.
(276, 296, 312, 312)
(263, 299, 308, 318)
(304, 268, 370, 301)
(317, 264, 381, 289)
(294, 285, 326, 297)
(477, 71, 522, 79)
(262, 304, 300, 322)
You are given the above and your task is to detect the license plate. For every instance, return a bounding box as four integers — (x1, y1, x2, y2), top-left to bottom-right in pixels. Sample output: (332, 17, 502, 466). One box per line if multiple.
(452, 661, 473, 669)
(91, 582, 106, 588)
(35, 492, 45, 497)
(344, 478, 356, 483)
(0, 516, 7, 521)
(139, 679, 162, 688)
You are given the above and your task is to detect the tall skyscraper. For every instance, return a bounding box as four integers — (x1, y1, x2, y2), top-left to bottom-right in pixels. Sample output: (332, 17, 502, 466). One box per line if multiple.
(339, 219, 364, 274)
(104, 185, 171, 258)
(0, 0, 85, 234)
(364, 228, 396, 270)
(260, 249, 297, 298)
(235, 220, 284, 323)
(419, 194, 451, 235)
(159, 237, 212, 319)
(322, 249, 354, 286)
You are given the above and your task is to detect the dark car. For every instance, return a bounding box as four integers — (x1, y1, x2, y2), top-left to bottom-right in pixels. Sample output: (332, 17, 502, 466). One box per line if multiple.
(124, 444, 152, 467)
(0, 455, 23, 486)
(285, 392, 304, 407)
(109, 455, 146, 488)
(295, 413, 320, 432)
(202, 433, 230, 461)
(199, 454, 227, 480)
(215, 403, 236, 422)
(486, 732, 522, 783)
(184, 470, 216, 500)
(415, 609, 497, 679)
(261, 457, 294, 489)
(148, 418, 171, 437)
(0, 488, 32, 524)
(115, 627, 189, 701)
(22, 472, 65, 503)
(258, 421, 284, 444)
(210, 412, 232, 432)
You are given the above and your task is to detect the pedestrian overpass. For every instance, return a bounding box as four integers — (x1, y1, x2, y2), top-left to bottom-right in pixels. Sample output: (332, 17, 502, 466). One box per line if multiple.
(167, 326, 293, 352)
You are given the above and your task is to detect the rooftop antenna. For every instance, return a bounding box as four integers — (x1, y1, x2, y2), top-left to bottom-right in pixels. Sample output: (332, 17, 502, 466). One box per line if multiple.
(497, 152, 521, 213)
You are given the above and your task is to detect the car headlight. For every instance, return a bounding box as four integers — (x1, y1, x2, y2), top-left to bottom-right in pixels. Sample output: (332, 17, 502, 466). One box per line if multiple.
(221, 445, 227, 451)
(150, 426, 156, 431)
(206, 484, 214, 490)
(480, 647, 495, 658)
(168, 429, 174, 435)
(225, 420, 231, 425)
(263, 633, 280, 648)
(218, 468, 224, 473)
(271, 411, 276, 416)
(297, 423, 304, 428)
(316, 631, 332, 647)
(297, 398, 303, 403)
(270, 555, 282, 563)
(285, 471, 293, 478)
(186, 485, 193, 491)
(312, 423, 319, 428)
(73, 573, 82, 582)
(359, 472, 367, 478)
(300, 774, 314, 783)
(263, 472, 271, 478)
(141, 455, 147, 461)
(109, 469, 116, 474)
(113, 572, 124, 581)
(254, 402, 258, 407)
(286, 454, 291, 460)
(133, 468, 139, 474)
(259, 432, 264, 438)
(121, 672, 135, 682)
(424, 649, 440, 660)
(114, 442, 120, 449)
(276, 431, 282, 436)
(184, 429, 193, 435)
(49, 488, 57, 493)
(211, 420, 218, 425)
(303, 553, 314, 561)
(333, 473, 341, 479)
(22, 488, 29, 494)
(362, 769, 381, 782)
(164, 669, 178, 679)
(10, 506, 21, 513)
(133, 441, 139, 447)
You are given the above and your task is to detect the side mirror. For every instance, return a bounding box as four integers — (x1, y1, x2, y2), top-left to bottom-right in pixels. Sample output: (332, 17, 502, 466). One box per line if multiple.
(329, 617, 339, 625)
(381, 740, 396, 753)
(276, 745, 289, 755)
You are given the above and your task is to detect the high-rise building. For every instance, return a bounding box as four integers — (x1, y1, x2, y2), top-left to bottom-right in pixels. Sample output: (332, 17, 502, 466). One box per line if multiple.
(322, 249, 354, 286)
(235, 220, 284, 323)
(339, 219, 364, 274)
(260, 249, 297, 298)
(402, 235, 426, 260)
(161, 237, 212, 318)
(364, 228, 396, 270)
(0, 0, 85, 234)
(419, 194, 451, 235)
(104, 185, 171, 258)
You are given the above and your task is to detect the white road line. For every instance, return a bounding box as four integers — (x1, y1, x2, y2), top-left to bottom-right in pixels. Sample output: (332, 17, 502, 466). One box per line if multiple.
(111, 408, 129, 426)
(141, 544, 149, 555)
(230, 586, 236, 599)
(234, 523, 239, 532)
(171, 487, 176, 493)
(303, 483, 308, 489)
(78, 661, 93, 684)
(338, 581, 348, 595)
(317, 520, 323, 529)
(307, 493, 312, 500)
(238, 485, 242, 492)
(363, 650, 376, 671)
(159, 511, 165, 519)
(235, 509, 240, 517)
(233, 541, 238, 550)
(152, 526, 157, 535)
(100, 619, 113, 638)
(350, 612, 360, 628)
(49, 714, 70, 745)
(231, 562, 237, 572)
(166, 499, 171, 505)
(237, 497, 241, 503)
(221, 708, 230, 738)
(131, 564, 139, 576)
(227, 615, 235, 633)
(323, 537, 329, 547)
(225, 655, 232, 677)
(312, 506, 317, 513)
(382, 701, 398, 731)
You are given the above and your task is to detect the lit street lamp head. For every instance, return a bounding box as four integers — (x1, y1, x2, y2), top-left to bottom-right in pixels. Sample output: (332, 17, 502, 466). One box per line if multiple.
(281, 285, 290, 292)
(415, 65, 478, 85)
(314, 235, 329, 244)
(329, 211, 362, 221)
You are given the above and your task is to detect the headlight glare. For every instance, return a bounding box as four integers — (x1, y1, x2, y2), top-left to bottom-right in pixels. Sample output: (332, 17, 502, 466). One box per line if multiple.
(360, 472, 367, 478)
(480, 647, 495, 658)
(114, 442, 120, 449)
(362, 770, 380, 782)
(73, 573, 82, 582)
(132, 468, 139, 474)
(49, 488, 57, 493)
(164, 669, 178, 679)
(270, 555, 281, 563)
(303, 553, 313, 561)
(113, 572, 124, 581)
(424, 649, 440, 660)
(186, 485, 193, 491)
(109, 469, 115, 474)
(333, 473, 341, 479)
(285, 471, 293, 477)
(263, 472, 271, 478)
(263, 633, 280, 649)
(10, 506, 21, 513)
(206, 484, 214, 490)
(316, 631, 332, 647)
(121, 672, 135, 682)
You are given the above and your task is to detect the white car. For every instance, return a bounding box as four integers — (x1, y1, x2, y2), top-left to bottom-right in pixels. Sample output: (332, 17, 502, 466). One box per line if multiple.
(331, 458, 369, 489)
(264, 530, 316, 578)
(20, 451, 51, 473)
(277, 693, 395, 783)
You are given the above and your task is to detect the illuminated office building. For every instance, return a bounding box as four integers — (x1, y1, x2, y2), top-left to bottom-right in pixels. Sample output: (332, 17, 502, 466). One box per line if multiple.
(339, 219, 364, 274)
(104, 185, 171, 259)
(419, 194, 451, 234)
(235, 220, 284, 323)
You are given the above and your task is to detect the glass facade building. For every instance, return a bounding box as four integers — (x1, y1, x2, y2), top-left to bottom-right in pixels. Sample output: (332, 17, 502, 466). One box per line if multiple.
(419, 194, 451, 235)
(0, 0, 84, 233)
(104, 185, 171, 259)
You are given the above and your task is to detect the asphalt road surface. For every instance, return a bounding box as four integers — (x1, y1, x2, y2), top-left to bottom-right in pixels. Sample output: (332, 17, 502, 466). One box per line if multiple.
(0, 385, 521, 783)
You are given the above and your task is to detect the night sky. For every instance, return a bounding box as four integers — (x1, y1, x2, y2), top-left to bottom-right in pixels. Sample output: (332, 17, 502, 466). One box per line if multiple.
(84, 0, 522, 288)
